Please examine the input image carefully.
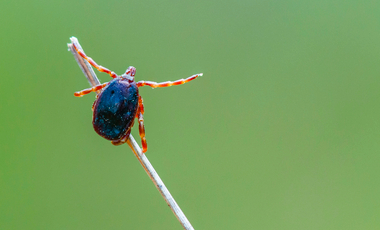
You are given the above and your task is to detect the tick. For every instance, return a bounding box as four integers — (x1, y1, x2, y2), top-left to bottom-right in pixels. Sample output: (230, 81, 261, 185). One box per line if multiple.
(72, 43, 202, 153)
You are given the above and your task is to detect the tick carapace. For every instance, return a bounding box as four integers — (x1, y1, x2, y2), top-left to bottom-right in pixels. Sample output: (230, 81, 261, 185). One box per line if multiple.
(72, 43, 202, 153)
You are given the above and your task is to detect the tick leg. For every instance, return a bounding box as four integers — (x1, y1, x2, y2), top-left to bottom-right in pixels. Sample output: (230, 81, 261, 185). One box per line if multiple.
(74, 82, 109, 97)
(136, 73, 203, 88)
(72, 43, 118, 79)
(137, 95, 148, 153)
(138, 94, 144, 115)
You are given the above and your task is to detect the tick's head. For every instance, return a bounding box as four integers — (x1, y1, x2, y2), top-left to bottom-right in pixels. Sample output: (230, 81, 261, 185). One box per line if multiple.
(121, 66, 136, 82)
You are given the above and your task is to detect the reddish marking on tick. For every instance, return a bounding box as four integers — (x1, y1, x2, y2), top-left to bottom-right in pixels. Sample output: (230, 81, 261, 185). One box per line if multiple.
(73, 42, 202, 153)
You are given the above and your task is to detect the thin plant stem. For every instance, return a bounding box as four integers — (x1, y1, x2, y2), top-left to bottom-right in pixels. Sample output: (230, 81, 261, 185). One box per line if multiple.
(68, 37, 194, 230)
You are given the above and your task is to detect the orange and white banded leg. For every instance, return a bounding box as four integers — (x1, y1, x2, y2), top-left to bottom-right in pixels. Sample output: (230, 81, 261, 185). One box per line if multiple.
(72, 43, 118, 79)
(136, 73, 203, 88)
(137, 96, 147, 153)
(74, 82, 109, 97)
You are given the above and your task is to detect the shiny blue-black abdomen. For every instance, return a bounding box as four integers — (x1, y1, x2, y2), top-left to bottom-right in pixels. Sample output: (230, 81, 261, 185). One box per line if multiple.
(92, 78, 138, 140)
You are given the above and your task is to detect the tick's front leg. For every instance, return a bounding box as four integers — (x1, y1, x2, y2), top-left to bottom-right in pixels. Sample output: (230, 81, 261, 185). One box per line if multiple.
(74, 82, 109, 97)
(136, 73, 202, 88)
(72, 43, 118, 79)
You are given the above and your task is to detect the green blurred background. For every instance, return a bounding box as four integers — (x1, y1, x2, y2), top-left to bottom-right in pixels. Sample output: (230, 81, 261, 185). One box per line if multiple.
(1, 0, 379, 229)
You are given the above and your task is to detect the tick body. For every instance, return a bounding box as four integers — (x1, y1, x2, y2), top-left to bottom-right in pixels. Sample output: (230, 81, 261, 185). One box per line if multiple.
(93, 78, 138, 141)
(72, 43, 202, 153)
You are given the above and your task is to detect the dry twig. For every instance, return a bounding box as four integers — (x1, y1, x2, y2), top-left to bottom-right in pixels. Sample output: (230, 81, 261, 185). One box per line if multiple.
(68, 37, 194, 230)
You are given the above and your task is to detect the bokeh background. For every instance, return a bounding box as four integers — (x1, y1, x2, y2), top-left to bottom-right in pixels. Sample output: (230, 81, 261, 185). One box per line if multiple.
(1, 0, 380, 229)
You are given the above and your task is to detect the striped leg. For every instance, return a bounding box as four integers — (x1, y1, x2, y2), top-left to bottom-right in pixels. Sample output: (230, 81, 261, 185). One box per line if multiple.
(74, 82, 109, 97)
(137, 95, 147, 153)
(136, 73, 203, 88)
(72, 43, 118, 79)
